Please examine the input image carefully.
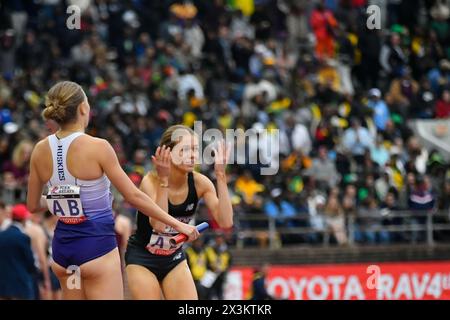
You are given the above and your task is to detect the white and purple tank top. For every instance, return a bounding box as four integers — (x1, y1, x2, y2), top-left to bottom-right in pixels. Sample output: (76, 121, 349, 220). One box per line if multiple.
(46, 132, 114, 226)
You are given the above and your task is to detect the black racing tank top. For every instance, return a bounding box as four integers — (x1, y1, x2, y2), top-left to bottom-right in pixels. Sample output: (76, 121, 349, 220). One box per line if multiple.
(129, 172, 199, 252)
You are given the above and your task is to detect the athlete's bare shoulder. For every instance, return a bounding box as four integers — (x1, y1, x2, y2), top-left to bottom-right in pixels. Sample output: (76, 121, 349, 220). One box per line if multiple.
(76, 135, 112, 152)
(33, 137, 50, 150)
(79, 134, 107, 144)
(31, 138, 51, 161)
(192, 171, 215, 194)
(192, 171, 208, 182)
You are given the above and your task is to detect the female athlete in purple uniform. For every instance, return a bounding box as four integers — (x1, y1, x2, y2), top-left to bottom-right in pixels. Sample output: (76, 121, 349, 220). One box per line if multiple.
(27, 81, 199, 299)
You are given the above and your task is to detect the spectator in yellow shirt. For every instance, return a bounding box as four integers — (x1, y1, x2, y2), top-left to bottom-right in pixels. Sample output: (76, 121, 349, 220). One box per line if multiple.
(235, 170, 265, 205)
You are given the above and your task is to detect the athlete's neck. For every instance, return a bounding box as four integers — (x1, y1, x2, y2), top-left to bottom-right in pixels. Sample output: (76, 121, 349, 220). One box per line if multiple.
(169, 166, 188, 189)
(57, 123, 85, 138)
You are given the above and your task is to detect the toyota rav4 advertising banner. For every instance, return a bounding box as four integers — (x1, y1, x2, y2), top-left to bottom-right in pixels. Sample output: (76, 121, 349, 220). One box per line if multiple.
(224, 261, 450, 300)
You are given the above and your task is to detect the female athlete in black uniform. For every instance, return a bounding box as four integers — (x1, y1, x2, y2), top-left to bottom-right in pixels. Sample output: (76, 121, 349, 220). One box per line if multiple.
(125, 125, 233, 299)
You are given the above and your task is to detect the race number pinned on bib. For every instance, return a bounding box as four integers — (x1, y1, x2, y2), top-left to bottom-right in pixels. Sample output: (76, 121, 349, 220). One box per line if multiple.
(146, 232, 182, 256)
(46, 185, 86, 224)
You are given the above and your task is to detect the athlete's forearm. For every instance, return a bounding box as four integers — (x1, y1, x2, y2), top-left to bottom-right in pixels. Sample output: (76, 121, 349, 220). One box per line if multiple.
(215, 172, 233, 228)
(130, 189, 182, 230)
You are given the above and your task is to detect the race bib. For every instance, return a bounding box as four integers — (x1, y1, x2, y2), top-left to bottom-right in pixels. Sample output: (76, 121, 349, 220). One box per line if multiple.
(146, 216, 194, 255)
(146, 232, 182, 256)
(46, 185, 86, 224)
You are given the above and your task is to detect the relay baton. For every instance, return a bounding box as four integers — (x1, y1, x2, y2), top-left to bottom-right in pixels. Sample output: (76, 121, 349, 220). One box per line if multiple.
(170, 222, 209, 245)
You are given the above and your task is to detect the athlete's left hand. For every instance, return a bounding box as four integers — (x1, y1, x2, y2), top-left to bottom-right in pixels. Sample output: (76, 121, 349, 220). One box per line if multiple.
(213, 140, 231, 174)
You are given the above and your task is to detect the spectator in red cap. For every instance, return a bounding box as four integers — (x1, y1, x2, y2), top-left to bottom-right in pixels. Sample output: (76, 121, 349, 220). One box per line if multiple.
(0, 203, 37, 299)
(12, 203, 31, 221)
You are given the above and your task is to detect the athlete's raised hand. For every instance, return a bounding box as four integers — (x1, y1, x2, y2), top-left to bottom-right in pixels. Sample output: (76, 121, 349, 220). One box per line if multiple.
(213, 140, 231, 174)
(151, 145, 171, 180)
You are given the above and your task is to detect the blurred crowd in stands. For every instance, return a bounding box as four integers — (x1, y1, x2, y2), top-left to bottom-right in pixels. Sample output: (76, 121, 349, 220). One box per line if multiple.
(1, 0, 450, 257)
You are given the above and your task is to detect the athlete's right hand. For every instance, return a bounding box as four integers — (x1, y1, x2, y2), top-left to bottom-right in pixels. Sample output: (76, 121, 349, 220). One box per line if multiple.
(175, 222, 200, 242)
(151, 145, 171, 181)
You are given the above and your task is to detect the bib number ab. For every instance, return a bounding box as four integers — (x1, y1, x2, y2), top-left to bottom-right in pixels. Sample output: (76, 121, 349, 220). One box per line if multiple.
(46, 185, 86, 224)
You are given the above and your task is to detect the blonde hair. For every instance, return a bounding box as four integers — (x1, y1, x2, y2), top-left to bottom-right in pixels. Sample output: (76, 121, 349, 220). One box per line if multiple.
(12, 140, 33, 168)
(42, 81, 85, 124)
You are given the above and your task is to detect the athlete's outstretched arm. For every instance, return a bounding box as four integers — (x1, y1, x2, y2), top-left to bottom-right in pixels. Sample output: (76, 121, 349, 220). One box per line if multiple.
(27, 141, 49, 213)
(198, 141, 233, 229)
(97, 139, 199, 240)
